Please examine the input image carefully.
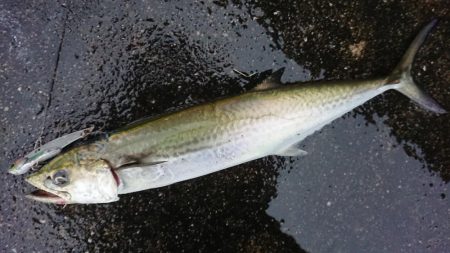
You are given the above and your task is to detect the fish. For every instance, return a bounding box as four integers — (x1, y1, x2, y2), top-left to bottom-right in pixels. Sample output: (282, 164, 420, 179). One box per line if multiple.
(24, 20, 446, 204)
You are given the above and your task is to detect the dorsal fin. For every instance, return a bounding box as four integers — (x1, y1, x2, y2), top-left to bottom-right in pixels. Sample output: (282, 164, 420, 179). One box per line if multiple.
(252, 67, 285, 91)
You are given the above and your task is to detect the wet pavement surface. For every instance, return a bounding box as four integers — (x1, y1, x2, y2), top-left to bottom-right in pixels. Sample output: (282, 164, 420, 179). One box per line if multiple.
(1, 0, 449, 252)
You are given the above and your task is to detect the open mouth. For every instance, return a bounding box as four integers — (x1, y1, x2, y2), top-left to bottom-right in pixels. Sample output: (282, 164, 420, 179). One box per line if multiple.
(26, 190, 66, 205)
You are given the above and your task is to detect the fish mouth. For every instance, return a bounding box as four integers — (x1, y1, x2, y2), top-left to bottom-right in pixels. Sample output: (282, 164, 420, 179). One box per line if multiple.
(25, 190, 67, 205)
(25, 177, 69, 205)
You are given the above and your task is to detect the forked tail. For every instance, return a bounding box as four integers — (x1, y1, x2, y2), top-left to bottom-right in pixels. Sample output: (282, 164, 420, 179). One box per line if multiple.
(387, 19, 447, 114)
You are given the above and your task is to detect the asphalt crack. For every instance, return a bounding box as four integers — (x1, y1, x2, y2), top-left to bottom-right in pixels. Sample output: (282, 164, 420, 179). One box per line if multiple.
(34, 8, 68, 149)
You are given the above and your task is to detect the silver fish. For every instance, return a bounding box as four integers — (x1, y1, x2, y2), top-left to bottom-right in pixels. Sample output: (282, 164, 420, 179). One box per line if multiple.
(25, 20, 446, 204)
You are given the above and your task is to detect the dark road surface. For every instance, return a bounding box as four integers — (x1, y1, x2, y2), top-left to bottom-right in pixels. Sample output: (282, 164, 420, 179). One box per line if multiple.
(1, 1, 449, 252)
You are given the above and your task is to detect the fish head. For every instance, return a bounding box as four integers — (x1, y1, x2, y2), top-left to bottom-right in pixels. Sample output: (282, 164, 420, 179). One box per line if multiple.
(25, 145, 120, 204)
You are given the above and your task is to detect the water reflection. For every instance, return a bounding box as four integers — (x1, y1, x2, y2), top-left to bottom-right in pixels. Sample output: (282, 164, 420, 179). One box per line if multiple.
(267, 114, 449, 253)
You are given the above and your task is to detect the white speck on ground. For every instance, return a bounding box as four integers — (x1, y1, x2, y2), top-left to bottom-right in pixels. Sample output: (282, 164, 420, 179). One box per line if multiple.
(349, 41, 367, 59)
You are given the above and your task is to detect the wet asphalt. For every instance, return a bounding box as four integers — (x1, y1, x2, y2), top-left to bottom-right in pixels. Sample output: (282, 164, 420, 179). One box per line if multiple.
(0, 0, 449, 252)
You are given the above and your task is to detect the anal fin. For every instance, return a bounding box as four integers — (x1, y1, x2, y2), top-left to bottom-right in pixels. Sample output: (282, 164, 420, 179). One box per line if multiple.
(274, 145, 308, 157)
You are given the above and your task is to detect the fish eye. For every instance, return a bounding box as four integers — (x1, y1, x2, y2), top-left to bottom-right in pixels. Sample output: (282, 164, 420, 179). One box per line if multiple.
(52, 170, 69, 186)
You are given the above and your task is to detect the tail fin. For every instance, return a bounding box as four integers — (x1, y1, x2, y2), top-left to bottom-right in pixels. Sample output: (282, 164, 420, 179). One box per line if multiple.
(388, 19, 447, 114)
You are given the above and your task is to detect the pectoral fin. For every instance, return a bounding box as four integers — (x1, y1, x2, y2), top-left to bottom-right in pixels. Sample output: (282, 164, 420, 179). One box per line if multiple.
(115, 155, 167, 169)
(274, 145, 308, 157)
(130, 160, 167, 167)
